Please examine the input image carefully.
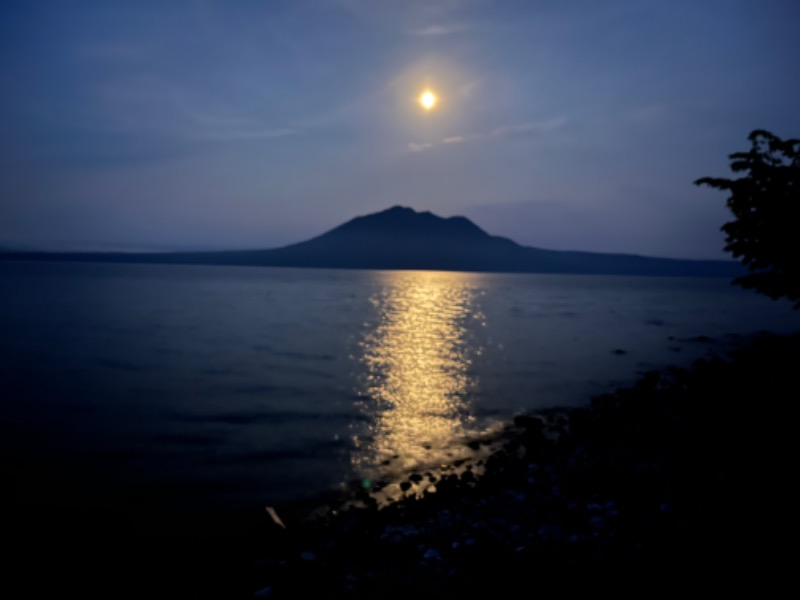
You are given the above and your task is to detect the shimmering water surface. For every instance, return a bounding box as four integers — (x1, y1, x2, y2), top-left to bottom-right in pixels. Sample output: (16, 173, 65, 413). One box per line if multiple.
(353, 272, 486, 492)
(2, 262, 799, 516)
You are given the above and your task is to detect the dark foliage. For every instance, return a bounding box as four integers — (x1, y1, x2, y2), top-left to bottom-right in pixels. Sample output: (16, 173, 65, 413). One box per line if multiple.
(696, 130, 800, 307)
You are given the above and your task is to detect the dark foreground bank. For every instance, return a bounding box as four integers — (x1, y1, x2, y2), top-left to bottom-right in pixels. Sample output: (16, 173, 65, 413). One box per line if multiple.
(4, 332, 797, 598)
(249, 331, 797, 598)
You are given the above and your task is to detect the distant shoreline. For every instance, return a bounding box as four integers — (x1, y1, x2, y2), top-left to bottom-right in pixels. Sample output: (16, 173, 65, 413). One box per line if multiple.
(0, 206, 743, 278)
(0, 251, 740, 279)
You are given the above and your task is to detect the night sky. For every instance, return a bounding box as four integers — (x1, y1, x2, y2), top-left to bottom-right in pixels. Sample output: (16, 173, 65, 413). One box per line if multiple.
(2, 0, 798, 259)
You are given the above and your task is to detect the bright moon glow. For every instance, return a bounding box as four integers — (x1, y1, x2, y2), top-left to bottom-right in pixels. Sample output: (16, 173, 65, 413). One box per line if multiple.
(419, 91, 437, 111)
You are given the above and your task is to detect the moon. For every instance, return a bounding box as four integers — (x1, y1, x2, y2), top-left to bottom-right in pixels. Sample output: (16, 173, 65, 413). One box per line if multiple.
(419, 90, 437, 111)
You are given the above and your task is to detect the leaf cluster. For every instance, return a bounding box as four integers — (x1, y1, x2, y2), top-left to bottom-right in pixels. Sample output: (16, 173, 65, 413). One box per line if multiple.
(695, 130, 800, 307)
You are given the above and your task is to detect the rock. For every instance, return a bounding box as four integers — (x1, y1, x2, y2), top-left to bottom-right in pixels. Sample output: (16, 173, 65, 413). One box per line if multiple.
(380, 524, 420, 542)
(537, 523, 564, 542)
(514, 415, 544, 430)
(422, 548, 442, 561)
(689, 335, 714, 343)
(588, 516, 606, 531)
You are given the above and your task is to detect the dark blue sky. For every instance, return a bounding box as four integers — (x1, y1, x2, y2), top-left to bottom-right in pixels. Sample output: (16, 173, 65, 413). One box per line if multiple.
(2, 0, 798, 258)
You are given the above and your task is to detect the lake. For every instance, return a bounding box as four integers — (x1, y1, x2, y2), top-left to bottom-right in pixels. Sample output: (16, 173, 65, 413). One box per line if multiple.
(2, 261, 798, 521)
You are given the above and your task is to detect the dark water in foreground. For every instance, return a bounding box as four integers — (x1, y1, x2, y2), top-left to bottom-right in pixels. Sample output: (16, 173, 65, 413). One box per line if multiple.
(2, 261, 799, 522)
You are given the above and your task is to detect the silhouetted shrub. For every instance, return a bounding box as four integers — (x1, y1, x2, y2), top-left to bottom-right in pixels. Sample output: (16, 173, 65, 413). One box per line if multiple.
(696, 129, 800, 307)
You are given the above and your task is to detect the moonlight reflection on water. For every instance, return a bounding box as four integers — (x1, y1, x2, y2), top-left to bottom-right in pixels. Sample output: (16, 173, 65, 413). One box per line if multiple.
(351, 271, 492, 496)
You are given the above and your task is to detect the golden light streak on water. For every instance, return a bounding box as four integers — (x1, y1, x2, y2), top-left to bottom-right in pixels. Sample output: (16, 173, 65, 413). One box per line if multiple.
(351, 271, 488, 501)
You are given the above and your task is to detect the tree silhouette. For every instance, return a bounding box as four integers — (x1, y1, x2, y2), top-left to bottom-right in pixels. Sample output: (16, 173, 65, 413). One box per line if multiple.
(695, 130, 800, 308)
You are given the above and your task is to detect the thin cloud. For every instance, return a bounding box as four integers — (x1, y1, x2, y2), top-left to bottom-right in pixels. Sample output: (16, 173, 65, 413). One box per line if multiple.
(407, 23, 468, 36)
(535, 117, 569, 131)
(407, 118, 567, 153)
(491, 118, 567, 138)
(195, 127, 302, 142)
(89, 79, 304, 145)
(456, 79, 481, 99)
(78, 41, 152, 62)
(491, 123, 533, 137)
(628, 105, 668, 125)
(408, 142, 434, 152)
(179, 103, 304, 142)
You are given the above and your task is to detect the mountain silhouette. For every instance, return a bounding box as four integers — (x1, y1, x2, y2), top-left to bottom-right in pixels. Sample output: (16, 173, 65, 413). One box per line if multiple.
(1, 206, 740, 277)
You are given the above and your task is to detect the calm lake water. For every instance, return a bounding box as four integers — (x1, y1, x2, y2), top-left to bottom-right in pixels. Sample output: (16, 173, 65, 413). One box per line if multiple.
(2, 261, 799, 519)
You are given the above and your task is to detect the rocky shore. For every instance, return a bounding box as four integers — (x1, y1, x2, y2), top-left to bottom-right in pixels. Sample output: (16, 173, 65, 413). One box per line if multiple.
(249, 331, 797, 598)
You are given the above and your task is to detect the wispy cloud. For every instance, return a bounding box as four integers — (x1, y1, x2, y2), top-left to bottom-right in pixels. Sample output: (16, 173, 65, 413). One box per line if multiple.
(330, 0, 470, 28)
(86, 77, 304, 146)
(78, 41, 152, 62)
(628, 105, 668, 125)
(164, 95, 306, 143)
(490, 123, 535, 137)
(408, 142, 434, 152)
(491, 118, 567, 138)
(407, 23, 468, 36)
(456, 79, 481, 99)
(194, 127, 302, 142)
(407, 118, 567, 153)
